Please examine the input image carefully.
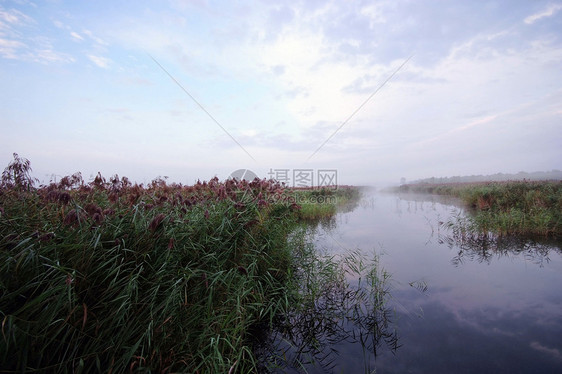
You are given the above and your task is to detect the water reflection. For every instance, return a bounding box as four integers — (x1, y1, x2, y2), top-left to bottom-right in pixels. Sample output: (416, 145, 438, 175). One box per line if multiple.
(374, 298, 562, 374)
(394, 192, 562, 268)
(256, 231, 401, 373)
(439, 231, 562, 267)
(294, 191, 562, 373)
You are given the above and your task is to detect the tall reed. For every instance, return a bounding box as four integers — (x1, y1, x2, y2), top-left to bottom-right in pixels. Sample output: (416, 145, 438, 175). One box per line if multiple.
(0, 154, 383, 373)
(398, 181, 562, 237)
(0, 155, 299, 372)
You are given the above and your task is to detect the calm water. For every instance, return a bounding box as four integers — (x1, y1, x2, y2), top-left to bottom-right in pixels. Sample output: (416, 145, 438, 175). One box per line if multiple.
(291, 190, 562, 373)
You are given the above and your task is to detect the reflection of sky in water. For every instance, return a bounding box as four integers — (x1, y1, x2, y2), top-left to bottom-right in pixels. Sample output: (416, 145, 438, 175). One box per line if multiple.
(308, 191, 562, 373)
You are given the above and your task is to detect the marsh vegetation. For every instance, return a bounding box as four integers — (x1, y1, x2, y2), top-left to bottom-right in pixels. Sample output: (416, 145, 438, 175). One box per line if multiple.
(396, 181, 562, 238)
(0, 154, 392, 373)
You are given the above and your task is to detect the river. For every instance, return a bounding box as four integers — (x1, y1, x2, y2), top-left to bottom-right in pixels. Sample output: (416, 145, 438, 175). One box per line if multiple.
(276, 189, 562, 373)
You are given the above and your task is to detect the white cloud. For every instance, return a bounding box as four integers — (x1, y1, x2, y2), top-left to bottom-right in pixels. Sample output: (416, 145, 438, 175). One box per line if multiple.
(457, 115, 498, 131)
(52, 19, 65, 29)
(142, 0, 559, 173)
(10, 0, 37, 8)
(83, 30, 108, 46)
(3, 1, 561, 184)
(0, 6, 76, 64)
(530, 341, 562, 359)
(0, 6, 34, 25)
(33, 48, 75, 64)
(70, 31, 83, 42)
(88, 54, 111, 68)
(257, 21, 402, 135)
(524, 3, 562, 24)
(359, 3, 387, 27)
(0, 37, 26, 58)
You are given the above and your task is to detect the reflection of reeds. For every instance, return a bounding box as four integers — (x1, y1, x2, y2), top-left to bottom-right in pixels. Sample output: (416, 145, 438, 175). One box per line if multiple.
(255, 234, 399, 372)
(438, 212, 560, 266)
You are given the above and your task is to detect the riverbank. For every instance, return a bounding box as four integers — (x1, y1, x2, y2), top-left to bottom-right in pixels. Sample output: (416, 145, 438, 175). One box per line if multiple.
(288, 186, 363, 221)
(394, 180, 562, 238)
(0, 154, 371, 372)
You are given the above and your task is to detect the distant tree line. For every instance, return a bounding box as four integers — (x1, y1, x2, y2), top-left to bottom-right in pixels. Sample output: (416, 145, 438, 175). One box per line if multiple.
(408, 170, 562, 185)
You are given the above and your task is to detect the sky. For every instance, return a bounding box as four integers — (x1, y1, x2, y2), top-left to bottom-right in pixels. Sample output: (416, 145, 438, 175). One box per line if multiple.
(1, 0, 561, 187)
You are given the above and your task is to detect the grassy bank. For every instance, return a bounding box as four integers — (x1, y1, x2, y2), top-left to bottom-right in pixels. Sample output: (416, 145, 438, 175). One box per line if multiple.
(397, 180, 562, 238)
(0, 154, 375, 372)
(289, 187, 362, 221)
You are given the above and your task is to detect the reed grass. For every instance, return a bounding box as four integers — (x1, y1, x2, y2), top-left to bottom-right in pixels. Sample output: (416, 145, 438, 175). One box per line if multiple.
(0, 154, 299, 372)
(0, 154, 383, 373)
(289, 187, 362, 221)
(438, 214, 559, 266)
(398, 181, 562, 238)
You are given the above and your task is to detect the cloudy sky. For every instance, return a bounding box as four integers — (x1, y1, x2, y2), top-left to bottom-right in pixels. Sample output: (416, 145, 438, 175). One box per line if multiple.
(1, 0, 561, 186)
